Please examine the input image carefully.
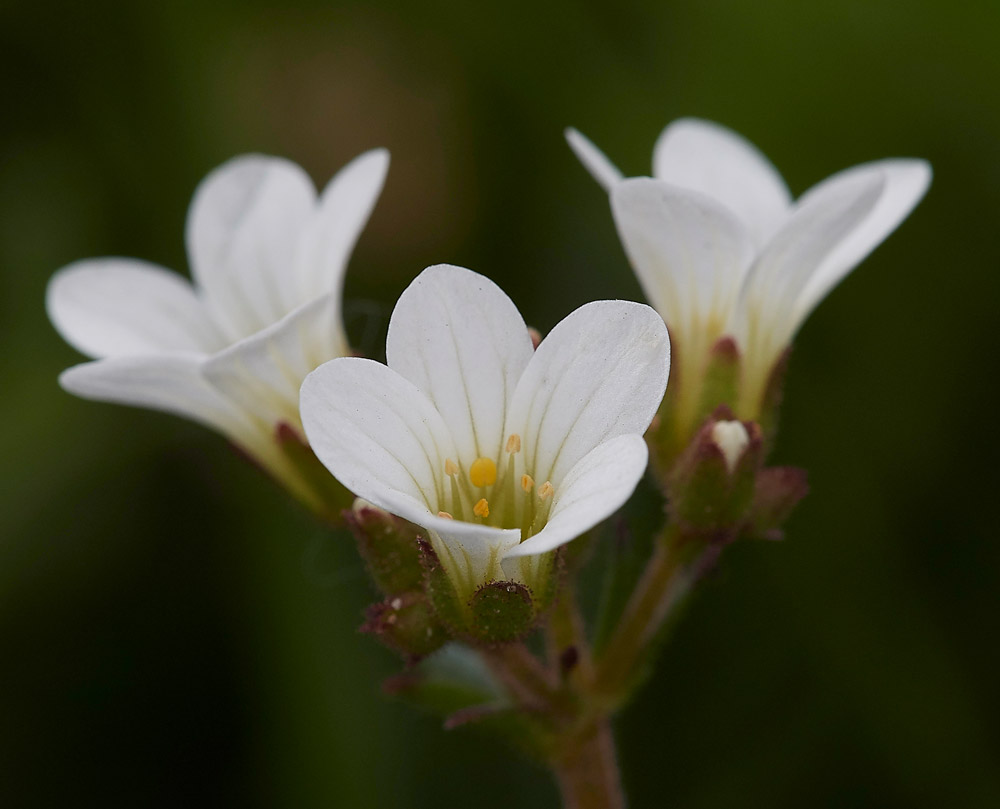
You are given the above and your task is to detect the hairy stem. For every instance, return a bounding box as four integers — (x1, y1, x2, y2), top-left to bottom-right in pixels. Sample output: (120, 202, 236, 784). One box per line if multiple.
(552, 718, 625, 809)
(593, 528, 719, 703)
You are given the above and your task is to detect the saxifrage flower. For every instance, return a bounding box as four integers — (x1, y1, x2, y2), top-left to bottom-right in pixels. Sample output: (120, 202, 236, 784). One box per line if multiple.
(300, 265, 670, 599)
(47, 150, 388, 507)
(567, 118, 930, 423)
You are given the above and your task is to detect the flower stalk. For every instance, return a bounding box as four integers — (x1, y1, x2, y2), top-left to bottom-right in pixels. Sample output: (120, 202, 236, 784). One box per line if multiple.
(551, 718, 625, 809)
(592, 527, 721, 705)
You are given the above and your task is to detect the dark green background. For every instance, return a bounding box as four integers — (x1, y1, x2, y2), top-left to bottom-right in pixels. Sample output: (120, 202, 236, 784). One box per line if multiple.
(2, 1, 998, 806)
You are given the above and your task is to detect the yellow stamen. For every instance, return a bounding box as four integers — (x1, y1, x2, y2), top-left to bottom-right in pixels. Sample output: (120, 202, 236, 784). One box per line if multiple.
(444, 458, 459, 477)
(521, 474, 535, 492)
(538, 481, 554, 500)
(506, 434, 522, 454)
(473, 498, 490, 518)
(438, 511, 454, 520)
(469, 457, 497, 488)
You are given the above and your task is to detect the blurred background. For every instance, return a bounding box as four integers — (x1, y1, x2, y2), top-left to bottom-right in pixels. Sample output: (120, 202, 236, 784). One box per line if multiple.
(2, 0, 999, 806)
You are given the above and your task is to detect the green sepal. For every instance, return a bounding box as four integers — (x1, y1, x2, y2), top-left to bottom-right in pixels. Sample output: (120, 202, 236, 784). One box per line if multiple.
(756, 348, 790, 452)
(274, 421, 354, 524)
(344, 502, 425, 596)
(469, 581, 536, 644)
(694, 336, 742, 427)
(746, 466, 809, 541)
(361, 592, 448, 661)
(648, 334, 743, 474)
(418, 538, 470, 633)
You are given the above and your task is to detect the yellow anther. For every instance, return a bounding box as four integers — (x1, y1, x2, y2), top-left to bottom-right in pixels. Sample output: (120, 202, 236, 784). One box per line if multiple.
(521, 473, 535, 492)
(538, 481, 554, 500)
(444, 458, 459, 477)
(469, 457, 497, 487)
(473, 498, 490, 518)
(506, 434, 522, 454)
(437, 511, 454, 520)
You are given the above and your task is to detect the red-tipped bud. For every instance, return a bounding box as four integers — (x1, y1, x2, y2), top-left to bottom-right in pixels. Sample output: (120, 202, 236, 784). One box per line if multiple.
(361, 592, 447, 660)
(345, 499, 425, 596)
(668, 410, 762, 540)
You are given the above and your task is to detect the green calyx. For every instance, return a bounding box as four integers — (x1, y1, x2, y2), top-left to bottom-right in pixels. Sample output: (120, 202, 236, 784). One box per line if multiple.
(272, 421, 354, 524)
(346, 502, 426, 596)
(469, 581, 536, 644)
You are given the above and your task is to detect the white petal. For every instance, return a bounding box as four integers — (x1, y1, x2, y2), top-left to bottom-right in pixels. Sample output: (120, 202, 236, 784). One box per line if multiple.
(58, 354, 254, 442)
(507, 300, 669, 489)
(565, 128, 624, 191)
(610, 178, 755, 342)
(203, 294, 344, 433)
(653, 118, 792, 248)
(385, 265, 534, 464)
(421, 514, 521, 599)
(505, 434, 648, 558)
(47, 259, 224, 358)
(794, 159, 932, 322)
(300, 356, 458, 515)
(293, 149, 389, 307)
(186, 154, 316, 340)
(736, 169, 886, 355)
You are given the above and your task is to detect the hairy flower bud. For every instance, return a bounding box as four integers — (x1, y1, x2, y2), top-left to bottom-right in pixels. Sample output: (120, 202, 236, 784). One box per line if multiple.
(668, 411, 761, 539)
(362, 592, 447, 660)
(346, 499, 426, 596)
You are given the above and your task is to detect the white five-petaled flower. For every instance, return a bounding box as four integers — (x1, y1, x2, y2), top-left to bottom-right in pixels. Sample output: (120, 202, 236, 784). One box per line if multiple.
(47, 149, 389, 506)
(300, 265, 670, 600)
(567, 118, 931, 420)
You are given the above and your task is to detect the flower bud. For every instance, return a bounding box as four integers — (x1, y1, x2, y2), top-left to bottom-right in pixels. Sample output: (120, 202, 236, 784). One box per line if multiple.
(668, 410, 761, 539)
(345, 499, 425, 596)
(361, 592, 447, 660)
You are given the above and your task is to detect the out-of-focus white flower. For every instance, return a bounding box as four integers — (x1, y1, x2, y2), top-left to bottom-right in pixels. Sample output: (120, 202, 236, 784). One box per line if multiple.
(300, 265, 670, 599)
(47, 150, 388, 506)
(567, 119, 930, 420)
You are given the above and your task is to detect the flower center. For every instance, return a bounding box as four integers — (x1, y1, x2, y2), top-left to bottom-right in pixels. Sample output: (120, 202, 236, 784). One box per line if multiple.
(438, 433, 554, 538)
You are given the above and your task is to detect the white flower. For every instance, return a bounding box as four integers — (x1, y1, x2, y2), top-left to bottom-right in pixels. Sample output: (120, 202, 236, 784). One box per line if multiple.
(567, 118, 930, 420)
(47, 150, 389, 505)
(300, 265, 670, 599)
